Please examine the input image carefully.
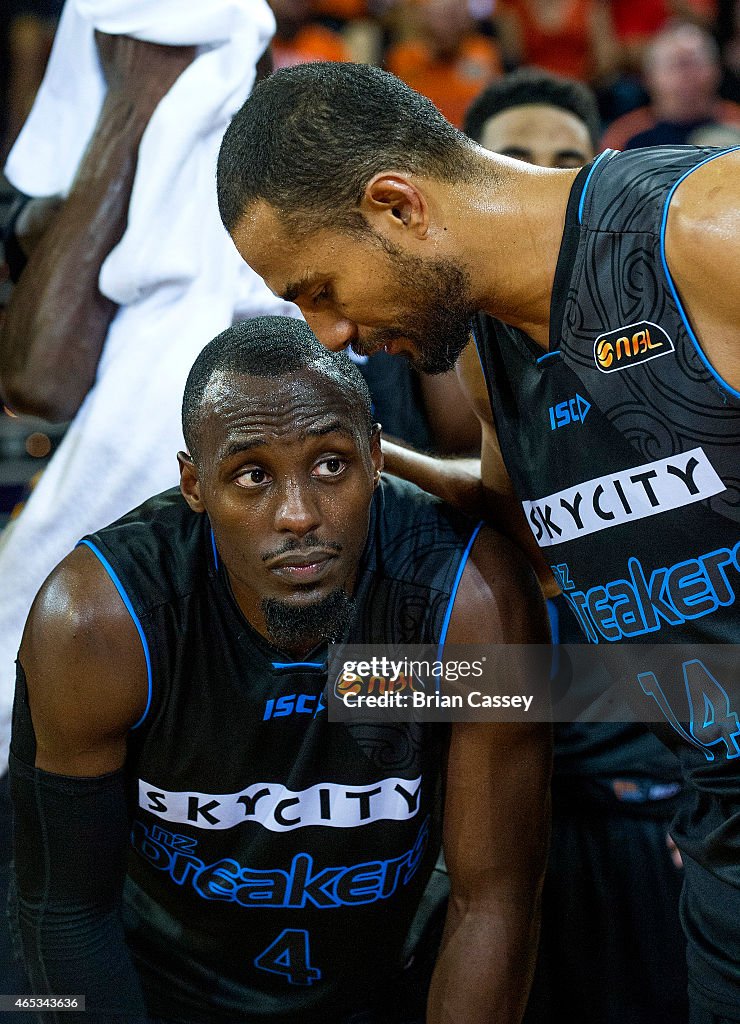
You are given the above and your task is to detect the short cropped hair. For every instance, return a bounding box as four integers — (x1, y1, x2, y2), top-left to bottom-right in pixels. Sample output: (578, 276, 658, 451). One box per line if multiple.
(464, 68, 601, 149)
(182, 316, 373, 462)
(216, 62, 479, 237)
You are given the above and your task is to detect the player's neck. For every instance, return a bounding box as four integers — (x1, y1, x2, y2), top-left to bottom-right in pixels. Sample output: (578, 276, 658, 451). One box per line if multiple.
(464, 162, 579, 349)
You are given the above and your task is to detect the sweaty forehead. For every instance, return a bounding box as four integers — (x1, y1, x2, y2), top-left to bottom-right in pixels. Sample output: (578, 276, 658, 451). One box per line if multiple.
(200, 368, 365, 456)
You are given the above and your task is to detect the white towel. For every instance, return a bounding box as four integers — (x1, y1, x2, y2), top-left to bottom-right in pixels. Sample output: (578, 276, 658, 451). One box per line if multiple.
(0, 0, 297, 768)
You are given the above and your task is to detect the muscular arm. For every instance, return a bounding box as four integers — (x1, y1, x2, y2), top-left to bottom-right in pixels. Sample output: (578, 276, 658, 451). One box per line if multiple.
(428, 529, 552, 1024)
(0, 34, 194, 421)
(383, 342, 560, 595)
(9, 546, 149, 1021)
(664, 149, 740, 392)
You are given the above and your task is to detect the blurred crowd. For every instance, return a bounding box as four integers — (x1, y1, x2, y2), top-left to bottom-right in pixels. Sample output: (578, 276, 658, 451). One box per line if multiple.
(0, 0, 739, 513)
(1, 0, 739, 159)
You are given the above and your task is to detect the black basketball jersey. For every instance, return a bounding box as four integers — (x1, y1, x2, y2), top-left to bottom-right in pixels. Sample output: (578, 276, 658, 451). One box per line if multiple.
(81, 477, 478, 1023)
(474, 146, 740, 1015)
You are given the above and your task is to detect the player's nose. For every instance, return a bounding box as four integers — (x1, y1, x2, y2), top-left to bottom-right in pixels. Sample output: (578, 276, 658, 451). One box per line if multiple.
(304, 310, 358, 353)
(273, 479, 322, 536)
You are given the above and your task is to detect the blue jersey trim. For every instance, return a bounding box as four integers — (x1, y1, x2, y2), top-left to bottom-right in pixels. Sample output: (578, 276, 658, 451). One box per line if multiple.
(436, 521, 484, 664)
(469, 320, 486, 376)
(271, 662, 326, 670)
(210, 528, 219, 572)
(536, 350, 561, 365)
(77, 539, 153, 730)
(546, 598, 561, 680)
(578, 149, 611, 225)
(659, 146, 740, 401)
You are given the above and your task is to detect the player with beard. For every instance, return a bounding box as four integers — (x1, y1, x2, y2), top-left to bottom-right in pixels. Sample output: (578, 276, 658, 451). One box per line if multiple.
(8, 316, 550, 1024)
(458, 69, 688, 1024)
(215, 63, 740, 1024)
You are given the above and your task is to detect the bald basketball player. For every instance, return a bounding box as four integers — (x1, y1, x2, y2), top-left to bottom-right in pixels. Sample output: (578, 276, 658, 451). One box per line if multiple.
(215, 64, 740, 1024)
(9, 317, 550, 1024)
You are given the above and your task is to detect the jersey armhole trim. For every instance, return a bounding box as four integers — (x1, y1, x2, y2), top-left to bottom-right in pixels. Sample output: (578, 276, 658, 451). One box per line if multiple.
(436, 521, 484, 664)
(659, 146, 740, 401)
(470, 321, 486, 376)
(578, 149, 612, 225)
(210, 527, 219, 572)
(76, 539, 153, 731)
(271, 662, 326, 670)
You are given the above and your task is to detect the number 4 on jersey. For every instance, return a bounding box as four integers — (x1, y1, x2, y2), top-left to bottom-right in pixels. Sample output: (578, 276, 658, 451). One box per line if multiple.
(254, 929, 322, 986)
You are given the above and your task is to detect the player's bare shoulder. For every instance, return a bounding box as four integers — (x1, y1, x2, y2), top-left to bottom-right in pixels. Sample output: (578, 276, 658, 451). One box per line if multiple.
(664, 148, 740, 388)
(446, 525, 550, 645)
(20, 544, 148, 774)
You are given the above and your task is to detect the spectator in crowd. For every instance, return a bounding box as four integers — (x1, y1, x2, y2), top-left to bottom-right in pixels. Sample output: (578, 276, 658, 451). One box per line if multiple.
(385, 0, 502, 127)
(602, 19, 740, 148)
(495, 0, 619, 83)
(313, 0, 368, 19)
(464, 67, 600, 167)
(610, 0, 717, 70)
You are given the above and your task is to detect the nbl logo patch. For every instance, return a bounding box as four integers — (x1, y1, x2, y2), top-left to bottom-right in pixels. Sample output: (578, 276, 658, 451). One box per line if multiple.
(594, 321, 674, 373)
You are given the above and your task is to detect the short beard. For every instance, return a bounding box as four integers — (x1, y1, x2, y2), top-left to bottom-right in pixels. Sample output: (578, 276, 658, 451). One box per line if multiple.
(262, 588, 356, 653)
(357, 239, 476, 375)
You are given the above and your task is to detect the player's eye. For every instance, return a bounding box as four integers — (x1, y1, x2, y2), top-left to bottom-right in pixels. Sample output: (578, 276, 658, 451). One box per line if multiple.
(235, 467, 271, 488)
(312, 456, 347, 478)
(312, 286, 331, 306)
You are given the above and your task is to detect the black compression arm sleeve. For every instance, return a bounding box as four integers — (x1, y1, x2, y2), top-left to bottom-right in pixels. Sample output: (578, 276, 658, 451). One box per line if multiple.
(8, 674, 149, 1023)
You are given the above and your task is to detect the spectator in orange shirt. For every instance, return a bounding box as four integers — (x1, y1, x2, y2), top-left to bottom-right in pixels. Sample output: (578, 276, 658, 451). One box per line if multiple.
(602, 20, 740, 149)
(385, 0, 502, 128)
(270, 0, 350, 69)
(496, 0, 619, 83)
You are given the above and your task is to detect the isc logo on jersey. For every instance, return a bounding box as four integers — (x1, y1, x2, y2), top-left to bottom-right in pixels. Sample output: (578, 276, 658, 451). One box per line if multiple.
(549, 394, 591, 431)
(594, 321, 674, 372)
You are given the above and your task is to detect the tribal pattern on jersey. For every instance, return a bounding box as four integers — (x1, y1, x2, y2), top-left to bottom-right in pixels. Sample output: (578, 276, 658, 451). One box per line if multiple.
(474, 145, 740, 1016)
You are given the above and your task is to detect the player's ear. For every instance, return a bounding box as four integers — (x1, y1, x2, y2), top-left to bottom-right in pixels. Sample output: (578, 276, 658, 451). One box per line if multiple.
(178, 451, 205, 513)
(360, 173, 429, 240)
(370, 423, 383, 486)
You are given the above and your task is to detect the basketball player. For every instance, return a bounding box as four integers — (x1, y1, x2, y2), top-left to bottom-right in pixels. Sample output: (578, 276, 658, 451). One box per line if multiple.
(9, 317, 550, 1024)
(215, 64, 740, 1024)
(453, 69, 688, 1024)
